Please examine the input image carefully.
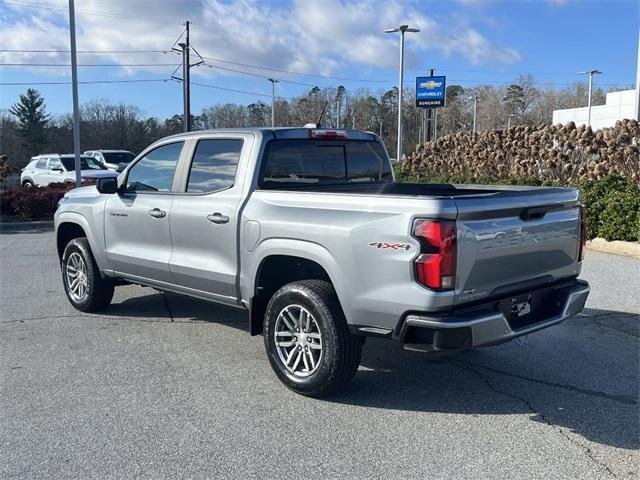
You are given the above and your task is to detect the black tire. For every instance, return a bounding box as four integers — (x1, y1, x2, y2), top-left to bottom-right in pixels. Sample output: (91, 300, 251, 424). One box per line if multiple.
(61, 237, 114, 312)
(263, 280, 362, 397)
(22, 179, 34, 188)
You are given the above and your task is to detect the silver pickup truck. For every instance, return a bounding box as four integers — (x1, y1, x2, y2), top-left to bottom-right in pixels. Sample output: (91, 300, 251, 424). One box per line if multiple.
(55, 127, 590, 396)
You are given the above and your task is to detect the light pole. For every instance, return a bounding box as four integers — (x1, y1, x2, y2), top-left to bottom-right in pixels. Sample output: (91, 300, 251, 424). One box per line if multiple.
(472, 95, 478, 134)
(268, 78, 278, 128)
(68, 0, 81, 186)
(385, 24, 419, 161)
(579, 69, 602, 127)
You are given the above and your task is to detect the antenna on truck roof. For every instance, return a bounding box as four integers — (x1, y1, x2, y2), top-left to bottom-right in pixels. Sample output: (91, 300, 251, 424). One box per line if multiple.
(315, 101, 328, 128)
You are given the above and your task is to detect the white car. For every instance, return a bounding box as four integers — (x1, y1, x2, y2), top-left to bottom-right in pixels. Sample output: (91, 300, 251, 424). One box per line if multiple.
(83, 150, 135, 171)
(21, 154, 118, 187)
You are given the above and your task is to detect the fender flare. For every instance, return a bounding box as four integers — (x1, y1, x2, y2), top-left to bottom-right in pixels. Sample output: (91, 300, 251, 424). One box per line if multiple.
(245, 238, 352, 333)
(56, 211, 108, 271)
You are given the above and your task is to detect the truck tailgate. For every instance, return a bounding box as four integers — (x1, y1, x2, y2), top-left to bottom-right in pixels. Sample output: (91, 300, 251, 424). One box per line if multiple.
(453, 187, 582, 305)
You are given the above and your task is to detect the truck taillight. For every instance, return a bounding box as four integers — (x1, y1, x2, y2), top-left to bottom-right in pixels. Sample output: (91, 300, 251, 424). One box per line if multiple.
(413, 219, 457, 290)
(578, 206, 587, 261)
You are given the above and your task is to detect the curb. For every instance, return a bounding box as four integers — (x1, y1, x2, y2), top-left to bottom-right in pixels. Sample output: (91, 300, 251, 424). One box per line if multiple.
(587, 238, 640, 260)
(0, 220, 54, 232)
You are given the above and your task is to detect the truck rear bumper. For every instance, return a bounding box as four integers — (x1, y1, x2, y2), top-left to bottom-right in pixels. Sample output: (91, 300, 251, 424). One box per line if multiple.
(398, 280, 589, 353)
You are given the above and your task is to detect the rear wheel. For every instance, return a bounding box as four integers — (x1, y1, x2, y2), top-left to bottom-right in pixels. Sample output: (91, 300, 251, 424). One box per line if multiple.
(263, 280, 362, 397)
(61, 237, 114, 312)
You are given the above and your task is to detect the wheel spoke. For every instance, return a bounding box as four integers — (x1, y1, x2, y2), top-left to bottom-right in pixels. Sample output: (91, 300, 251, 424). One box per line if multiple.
(286, 310, 299, 330)
(291, 350, 303, 371)
(276, 341, 295, 347)
(308, 342, 322, 350)
(275, 331, 294, 337)
(285, 347, 297, 365)
(302, 349, 310, 371)
(307, 350, 316, 370)
(306, 332, 321, 339)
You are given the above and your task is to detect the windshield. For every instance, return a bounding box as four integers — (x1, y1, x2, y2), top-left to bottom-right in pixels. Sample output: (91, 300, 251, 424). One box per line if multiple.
(261, 140, 392, 187)
(102, 151, 135, 164)
(61, 156, 105, 171)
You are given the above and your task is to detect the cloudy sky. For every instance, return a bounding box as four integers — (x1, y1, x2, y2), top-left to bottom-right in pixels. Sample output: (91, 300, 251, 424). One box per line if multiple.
(0, 0, 637, 118)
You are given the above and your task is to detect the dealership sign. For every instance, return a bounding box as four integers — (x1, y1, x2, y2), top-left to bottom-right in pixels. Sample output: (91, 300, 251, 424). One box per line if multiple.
(415, 76, 446, 108)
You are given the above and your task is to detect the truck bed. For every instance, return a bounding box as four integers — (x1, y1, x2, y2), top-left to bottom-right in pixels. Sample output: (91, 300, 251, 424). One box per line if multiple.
(260, 181, 571, 199)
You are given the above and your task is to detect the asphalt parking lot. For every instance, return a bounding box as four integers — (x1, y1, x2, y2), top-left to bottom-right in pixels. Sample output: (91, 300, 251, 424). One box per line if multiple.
(1, 226, 638, 479)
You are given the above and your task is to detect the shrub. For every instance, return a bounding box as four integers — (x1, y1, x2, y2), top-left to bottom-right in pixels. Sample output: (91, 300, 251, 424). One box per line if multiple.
(580, 176, 640, 242)
(0, 183, 79, 220)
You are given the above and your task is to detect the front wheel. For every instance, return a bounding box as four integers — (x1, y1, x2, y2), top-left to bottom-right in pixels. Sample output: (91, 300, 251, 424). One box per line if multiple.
(61, 237, 114, 312)
(263, 280, 362, 397)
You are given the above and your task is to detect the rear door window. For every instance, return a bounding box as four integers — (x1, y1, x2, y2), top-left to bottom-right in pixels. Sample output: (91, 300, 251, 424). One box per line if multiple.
(186, 139, 243, 193)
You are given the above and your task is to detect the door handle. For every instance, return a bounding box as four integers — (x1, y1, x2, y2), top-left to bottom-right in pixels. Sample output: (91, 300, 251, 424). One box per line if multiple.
(148, 208, 166, 219)
(207, 212, 229, 224)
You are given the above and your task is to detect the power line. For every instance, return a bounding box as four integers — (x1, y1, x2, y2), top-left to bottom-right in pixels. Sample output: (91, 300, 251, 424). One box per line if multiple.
(205, 64, 318, 88)
(186, 79, 291, 100)
(0, 49, 175, 54)
(0, 79, 171, 85)
(0, 63, 179, 67)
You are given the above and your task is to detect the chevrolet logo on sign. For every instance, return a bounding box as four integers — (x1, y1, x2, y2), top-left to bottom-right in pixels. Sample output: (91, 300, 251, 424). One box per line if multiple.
(416, 75, 446, 108)
(419, 80, 442, 89)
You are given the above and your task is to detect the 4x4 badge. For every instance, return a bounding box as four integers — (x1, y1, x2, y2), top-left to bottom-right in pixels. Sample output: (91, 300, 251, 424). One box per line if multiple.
(368, 242, 412, 251)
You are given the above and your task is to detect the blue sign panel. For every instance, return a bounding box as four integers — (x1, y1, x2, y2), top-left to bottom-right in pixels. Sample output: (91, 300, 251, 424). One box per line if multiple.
(416, 75, 446, 108)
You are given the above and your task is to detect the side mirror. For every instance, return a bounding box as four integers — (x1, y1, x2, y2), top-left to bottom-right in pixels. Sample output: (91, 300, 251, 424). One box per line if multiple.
(96, 177, 118, 194)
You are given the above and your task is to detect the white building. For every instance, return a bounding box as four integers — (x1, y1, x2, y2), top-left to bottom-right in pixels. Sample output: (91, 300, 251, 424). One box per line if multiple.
(552, 89, 637, 130)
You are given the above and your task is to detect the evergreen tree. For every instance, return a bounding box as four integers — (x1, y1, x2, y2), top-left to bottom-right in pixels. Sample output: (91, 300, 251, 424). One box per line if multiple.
(9, 89, 50, 156)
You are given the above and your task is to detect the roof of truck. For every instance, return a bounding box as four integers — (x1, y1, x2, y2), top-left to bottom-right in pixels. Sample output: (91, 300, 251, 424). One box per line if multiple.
(161, 127, 378, 142)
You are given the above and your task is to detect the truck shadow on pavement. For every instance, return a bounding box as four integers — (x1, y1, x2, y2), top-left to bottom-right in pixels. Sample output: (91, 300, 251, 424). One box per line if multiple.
(102, 290, 639, 451)
(333, 311, 639, 451)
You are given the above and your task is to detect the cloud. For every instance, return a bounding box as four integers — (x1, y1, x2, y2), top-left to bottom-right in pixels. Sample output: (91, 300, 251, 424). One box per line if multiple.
(0, 0, 521, 82)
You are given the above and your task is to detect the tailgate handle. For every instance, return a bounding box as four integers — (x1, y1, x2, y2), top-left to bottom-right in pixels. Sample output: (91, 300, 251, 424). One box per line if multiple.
(520, 206, 549, 221)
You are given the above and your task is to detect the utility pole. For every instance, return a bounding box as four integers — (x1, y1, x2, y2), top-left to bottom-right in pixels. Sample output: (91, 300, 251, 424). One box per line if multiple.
(385, 24, 419, 161)
(336, 97, 340, 128)
(183, 21, 192, 132)
(68, 0, 81, 186)
(175, 21, 192, 132)
(268, 78, 278, 127)
(172, 21, 203, 132)
(579, 69, 602, 127)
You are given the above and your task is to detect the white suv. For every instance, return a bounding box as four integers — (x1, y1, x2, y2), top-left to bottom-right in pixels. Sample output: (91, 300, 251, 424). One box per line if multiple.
(83, 150, 135, 171)
(21, 154, 118, 187)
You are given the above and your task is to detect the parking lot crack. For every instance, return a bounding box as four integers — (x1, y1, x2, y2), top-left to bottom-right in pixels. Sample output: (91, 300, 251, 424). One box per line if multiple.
(593, 318, 639, 338)
(0, 314, 92, 324)
(449, 360, 618, 479)
(160, 292, 174, 322)
(455, 361, 637, 405)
